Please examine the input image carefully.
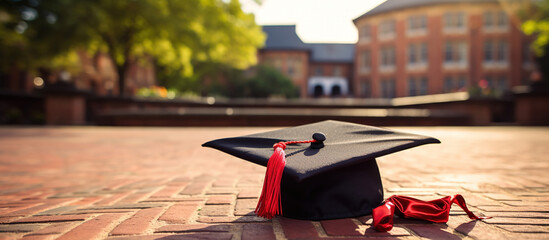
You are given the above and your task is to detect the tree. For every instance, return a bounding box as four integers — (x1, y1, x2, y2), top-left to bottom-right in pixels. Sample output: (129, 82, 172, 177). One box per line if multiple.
(520, 0, 549, 56)
(216, 65, 298, 98)
(516, 0, 549, 83)
(0, 0, 86, 84)
(0, 0, 265, 95)
(244, 65, 299, 98)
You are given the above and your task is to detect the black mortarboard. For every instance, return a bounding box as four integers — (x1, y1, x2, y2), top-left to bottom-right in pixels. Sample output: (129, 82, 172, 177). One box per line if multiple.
(202, 120, 440, 220)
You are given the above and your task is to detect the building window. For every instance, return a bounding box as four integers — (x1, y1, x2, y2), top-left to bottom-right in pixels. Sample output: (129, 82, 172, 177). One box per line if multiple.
(444, 41, 467, 69)
(379, 46, 395, 72)
(484, 11, 508, 32)
(359, 25, 371, 42)
(287, 66, 295, 76)
(443, 12, 466, 33)
(264, 56, 283, 71)
(287, 59, 295, 77)
(483, 39, 508, 69)
(485, 75, 508, 91)
(523, 42, 534, 69)
(484, 11, 493, 27)
(295, 58, 303, 77)
(314, 66, 323, 76)
(408, 76, 428, 96)
(380, 78, 396, 98)
(287, 57, 302, 78)
(273, 58, 283, 72)
(407, 42, 428, 70)
(333, 66, 342, 76)
(379, 19, 395, 40)
(360, 50, 371, 74)
(407, 15, 427, 36)
(443, 75, 467, 93)
(262, 57, 273, 65)
(360, 78, 371, 98)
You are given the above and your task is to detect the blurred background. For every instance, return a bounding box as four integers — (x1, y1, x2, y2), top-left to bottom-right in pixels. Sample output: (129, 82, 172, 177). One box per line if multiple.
(0, 0, 548, 126)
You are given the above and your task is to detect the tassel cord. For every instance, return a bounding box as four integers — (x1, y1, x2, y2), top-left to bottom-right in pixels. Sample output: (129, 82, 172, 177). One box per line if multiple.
(255, 140, 317, 219)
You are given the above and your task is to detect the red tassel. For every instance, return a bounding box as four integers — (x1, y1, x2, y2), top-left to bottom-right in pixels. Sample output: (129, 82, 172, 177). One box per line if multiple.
(255, 140, 317, 219)
(255, 142, 287, 219)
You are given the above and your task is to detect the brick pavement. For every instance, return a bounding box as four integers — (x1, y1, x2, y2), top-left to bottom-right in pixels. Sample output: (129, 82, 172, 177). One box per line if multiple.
(0, 126, 548, 240)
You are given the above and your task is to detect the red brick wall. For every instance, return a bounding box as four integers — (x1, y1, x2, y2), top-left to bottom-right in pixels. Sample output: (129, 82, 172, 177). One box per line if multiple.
(354, 24, 379, 97)
(258, 49, 355, 97)
(257, 50, 310, 97)
(45, 94, 86, 125)
(354, 3, 533, 98)
(309, 63, 353, 79)
(429, 15, 443, 94)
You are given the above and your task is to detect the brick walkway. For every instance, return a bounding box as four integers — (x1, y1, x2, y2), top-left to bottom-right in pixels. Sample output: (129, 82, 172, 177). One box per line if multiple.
(0, 126, 548, 240)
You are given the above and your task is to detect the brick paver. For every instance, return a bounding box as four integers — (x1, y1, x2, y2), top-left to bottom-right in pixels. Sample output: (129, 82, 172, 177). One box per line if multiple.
(0, 126, 548, 239)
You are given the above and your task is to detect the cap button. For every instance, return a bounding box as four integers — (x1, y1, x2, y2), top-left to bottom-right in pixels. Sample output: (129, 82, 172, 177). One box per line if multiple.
(310, 132, 326, 149)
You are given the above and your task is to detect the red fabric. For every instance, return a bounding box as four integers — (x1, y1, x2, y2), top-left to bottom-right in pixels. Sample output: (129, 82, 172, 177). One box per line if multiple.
(372, 195, 491, 232)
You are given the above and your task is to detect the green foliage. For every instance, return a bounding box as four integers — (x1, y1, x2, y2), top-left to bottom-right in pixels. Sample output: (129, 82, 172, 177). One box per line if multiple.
(0, 0, 87, 72)
(520, 0, 549, 56)
(0, 0, 265, 95)
(523, 20, 549, 56)
(215, 65, 299, 99)
(136, 86, 174, 99)
(244, 65, 299, 98)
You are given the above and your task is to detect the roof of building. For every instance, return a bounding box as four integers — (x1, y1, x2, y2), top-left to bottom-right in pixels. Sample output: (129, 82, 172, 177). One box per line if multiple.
(261, 25, 354, 63)
(262, 25, 309, 50)
(309, 44, 355, 63)
(354, 0, 499, 22)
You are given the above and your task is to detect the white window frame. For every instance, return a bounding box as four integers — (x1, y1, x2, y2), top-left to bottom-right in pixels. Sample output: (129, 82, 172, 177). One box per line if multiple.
(378, 20, 395, 41)
(407, 76, 429, 96)
(443, 41, 468, 70)
(483, 10, 509, 33)
(360, 50, 371, 74)
(359, 25, 372, 43)
(380, 78, 396, 98)
(407, 15, 428, 37)
(379, 46, 396, 73)
(443, 12, 467, 34)
(483, 39, 509, 69)
(407, 42, 428, 71)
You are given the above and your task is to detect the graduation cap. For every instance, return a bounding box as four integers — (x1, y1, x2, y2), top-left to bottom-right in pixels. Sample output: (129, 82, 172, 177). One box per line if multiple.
(203, 120, 489, 229)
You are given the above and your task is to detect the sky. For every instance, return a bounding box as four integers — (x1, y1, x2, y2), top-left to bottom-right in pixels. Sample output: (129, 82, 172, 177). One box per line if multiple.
(240, 0, 386, 43)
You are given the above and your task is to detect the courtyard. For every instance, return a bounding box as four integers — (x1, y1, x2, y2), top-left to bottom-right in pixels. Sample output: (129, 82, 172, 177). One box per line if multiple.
(0, 126, 548, 239)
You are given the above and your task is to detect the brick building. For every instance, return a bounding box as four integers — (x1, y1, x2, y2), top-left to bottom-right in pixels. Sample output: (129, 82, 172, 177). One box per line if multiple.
(258, 25, 354, 98)
(353, 0, 535, 98)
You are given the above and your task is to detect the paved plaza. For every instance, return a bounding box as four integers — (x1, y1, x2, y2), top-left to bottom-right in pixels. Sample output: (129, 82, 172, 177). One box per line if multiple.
(0, 126, 548, 239)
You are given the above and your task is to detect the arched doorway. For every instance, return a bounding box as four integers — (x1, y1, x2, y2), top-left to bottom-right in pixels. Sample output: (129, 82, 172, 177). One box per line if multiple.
(331, 85, 341, 97)
(313, 85, 324, 97)
(308, 76, 349, 98)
